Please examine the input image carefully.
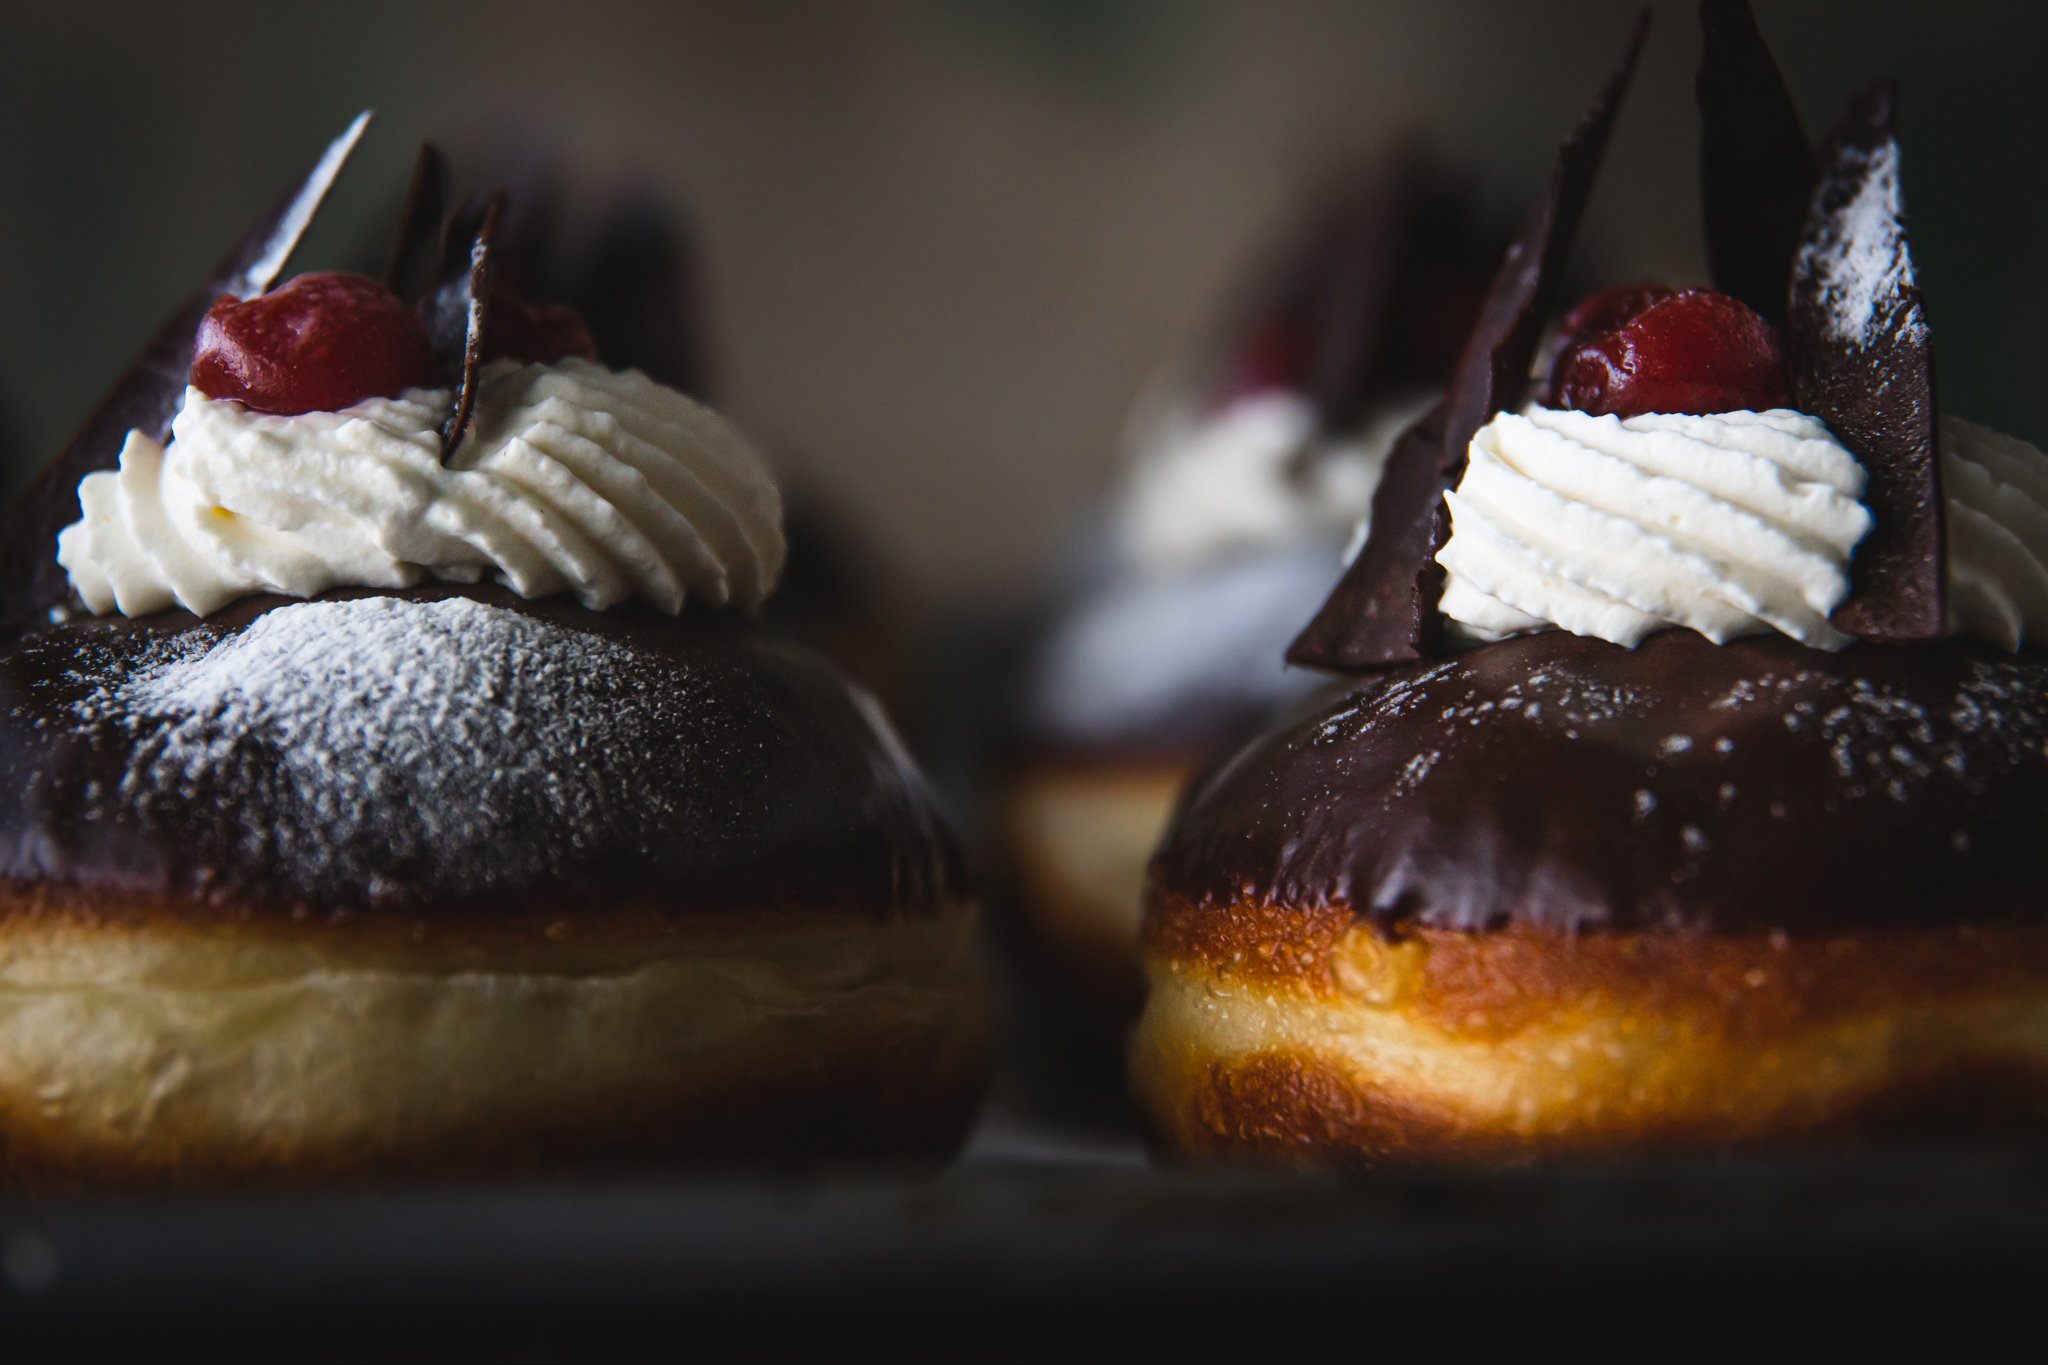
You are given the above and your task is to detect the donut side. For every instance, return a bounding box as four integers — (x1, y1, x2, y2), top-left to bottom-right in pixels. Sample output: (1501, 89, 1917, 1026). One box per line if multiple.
(1137, 900, 2048, 1161)
(0, 588, 984, 1185)
(1001, 753, 1200, 1020)
(1134, 631, 2048, 1160)
(0, 887, 983, 1189)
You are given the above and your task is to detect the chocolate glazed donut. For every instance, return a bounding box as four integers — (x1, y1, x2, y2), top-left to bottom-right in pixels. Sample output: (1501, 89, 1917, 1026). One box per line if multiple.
(1134, 633, 2048, 1161)
(0, 585, 985, 1188)
(1134, 5, 2048, 1163)
(0, 119, 986, 1188)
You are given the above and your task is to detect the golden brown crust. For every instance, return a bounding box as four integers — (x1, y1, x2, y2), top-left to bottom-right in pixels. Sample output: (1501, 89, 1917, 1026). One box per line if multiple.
(4, 1038, 985, 1193)
(1134, 910, 2048, 1162)
(0, 893, 985, 1191)
(1147, 894, 2048, 1025)
(1002, 757, 1197, 1020)
(0, 877, 965, 947)
(1139, 1048, 2048, 1165)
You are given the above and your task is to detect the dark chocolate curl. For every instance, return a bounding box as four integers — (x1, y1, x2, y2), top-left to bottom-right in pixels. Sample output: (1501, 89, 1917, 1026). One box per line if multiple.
(1208, 154, 1425, 429)
(382, 142, 450, 302)
(1299, 160, 1414, 429)
(1696, 0, 1816, 328)
(0, 112, 373, 642)
(1789, 82, 1943, 642)
(1289, 13, 1647, 673)
(438, 196, 503, 461)
(574, 196, 704, 395)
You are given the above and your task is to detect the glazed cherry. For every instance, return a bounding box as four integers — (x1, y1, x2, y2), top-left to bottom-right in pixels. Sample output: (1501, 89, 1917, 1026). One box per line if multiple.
(1546, 285, 1792, 419)
(1217, 318, 1313, 405)
(1556, 282, 1677, 347)
(192, 272, 436, 415)
(484, 293, 599, 366)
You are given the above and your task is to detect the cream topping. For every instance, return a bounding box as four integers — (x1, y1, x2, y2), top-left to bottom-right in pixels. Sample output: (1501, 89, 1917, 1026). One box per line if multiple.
(57, 358, 784, 618)
(1433, 405, 2048, 653)
(1943, 416, 2048, 651)
(1116, 389, 1425, 575)
(1434, 406, 1871, 649)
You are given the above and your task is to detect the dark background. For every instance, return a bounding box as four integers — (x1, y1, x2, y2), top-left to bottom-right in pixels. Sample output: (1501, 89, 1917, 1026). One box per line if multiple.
(2, 0, 2040, 610)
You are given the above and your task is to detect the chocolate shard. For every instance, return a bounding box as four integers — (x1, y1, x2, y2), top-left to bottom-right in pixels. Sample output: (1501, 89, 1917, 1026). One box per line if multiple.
(0, 111, 372, 641)
(1302, 158, 1413, 429)
(381, 142, 450, 302)
(572, 195, 705, 395)
(1203, 154, 1413, 430)
(1289, 13, 1647, 673)
(1788, 81, 1943, 642)
(1696, 0, 1816, 328)
(434, 195, 503, 461)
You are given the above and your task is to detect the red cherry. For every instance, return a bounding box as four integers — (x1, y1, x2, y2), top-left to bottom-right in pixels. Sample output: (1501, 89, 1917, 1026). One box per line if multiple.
(1546, 286, 1792, 419)
(1556, 282, 1677, 346)
(192, 272, 436, 415)
(1537, 283, 1677, 381)
(484, 293, 599, 366)
(1216, 319, 1312, 406)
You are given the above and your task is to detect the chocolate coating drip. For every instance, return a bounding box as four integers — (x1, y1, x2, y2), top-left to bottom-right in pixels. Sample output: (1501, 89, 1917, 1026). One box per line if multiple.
(1156, 631, 2048, 936)
(1288, 13, 1646, 674)
(1696, 0, 1816, 328)
(1790, 83, 1944, 643)
(0, 586, 965, 922)
(0, 113, 371, 643)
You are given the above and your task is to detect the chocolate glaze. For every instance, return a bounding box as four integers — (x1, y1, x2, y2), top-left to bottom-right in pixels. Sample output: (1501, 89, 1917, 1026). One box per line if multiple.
(1288, 13, 1646, 674)
(1155, 630, 2048, 936)
(1790, 83, 1944, 643)
(0, 585, 966, 922)
(1696, 0, 1815, 329)
(0, 114, 371, 644)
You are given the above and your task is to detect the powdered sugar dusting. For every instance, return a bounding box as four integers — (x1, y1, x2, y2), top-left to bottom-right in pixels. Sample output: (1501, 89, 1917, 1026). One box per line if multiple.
(62, 598, 703, 903)
(1301, 645, 2048, 886)
(1796, 138, 1923, 351)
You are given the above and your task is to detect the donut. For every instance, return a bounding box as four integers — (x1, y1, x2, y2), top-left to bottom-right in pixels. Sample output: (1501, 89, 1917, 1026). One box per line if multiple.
(1135, 632, 2048, 1160)
(0, 124, 984, 1188)
(1003, 149, 1502, 1023)
(0, 587, 982, 1188)
(1006, 552, 1347, 1017)
(1132, 5, 2048, 1161)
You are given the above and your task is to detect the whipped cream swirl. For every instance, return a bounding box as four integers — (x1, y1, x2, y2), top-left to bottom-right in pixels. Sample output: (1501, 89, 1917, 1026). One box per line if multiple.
(1116, 390, 1425, 576)
(1942, 416, 2048, 650)
(1435, 406, 2048, 652)
(58, 358, 784, 618)
(1435, 407, 1872, 649)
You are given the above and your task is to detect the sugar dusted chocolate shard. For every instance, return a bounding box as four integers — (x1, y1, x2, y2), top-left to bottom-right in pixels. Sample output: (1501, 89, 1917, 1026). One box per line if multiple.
(382, 142, 450, 302)
(1788, 81, 1943, 642)
(1696, 0, 1815, 328)
(1289, 13, 1647, 673)
(431, 196, 503, 461)
(0, 112, 372, 640)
